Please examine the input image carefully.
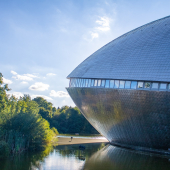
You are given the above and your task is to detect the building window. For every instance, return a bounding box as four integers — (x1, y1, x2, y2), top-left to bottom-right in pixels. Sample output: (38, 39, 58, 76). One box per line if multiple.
(114, 80, 119, 88)
(131, 81, 137, 89)
(88, 79, 91, 87)
(144, 82, 151, 89)
(101, 80, 105, 87)
(152, 83, 158, 89)
(119, 81, 125, 88)
(160, 83, 167, 90)
(91, 79, 94, 87)
(72, 79, 75, 87)
(83, 79, 85, 87)
(80, 79, 83, 87)
(98, 80, 101, 86)
(75, 79, 78, 87)
(85, 79, 88, 87)
(125, 81, 131, 88)
(105, 80, 110, 88)
(69, 78, 170, 93)
(94, 79, 98, 86)
(138, 82, 143, 88)
(110, 80, 114, 88)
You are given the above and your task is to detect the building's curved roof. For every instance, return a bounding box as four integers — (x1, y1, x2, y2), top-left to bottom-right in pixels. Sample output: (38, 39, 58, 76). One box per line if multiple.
(68, 16, 170, 82)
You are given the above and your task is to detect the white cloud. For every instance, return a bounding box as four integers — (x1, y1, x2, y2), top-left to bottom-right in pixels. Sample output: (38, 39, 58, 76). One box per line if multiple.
(3, 78, 13, 84)
(21, 81, 28, 84)
(8, 92, 24, 99)
(11, 71, 38, 81)
(12, 74, 33, 81)
(11, 70, 17, 75)
(95, 16, 111, 32)
(50, 90, 69, 97)
(85, 16, 112, 41)
(29, 82, 49, 91)
(46, 73, 56, 76)
(31, 95, 53, 101)
(23, 74, 38, 78)
(91, 32, 99, 39)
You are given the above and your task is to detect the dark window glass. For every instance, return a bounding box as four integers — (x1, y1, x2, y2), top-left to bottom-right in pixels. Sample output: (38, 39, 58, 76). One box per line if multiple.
(144, 82, 151, 89)
(91, 79, 94, 87)
(160, 83, 167, 90)
(152, 83, 158, 89)
(101, 80, 105, 87)
(105, 80, 110, 88)
(138, 82, 143, 88)
(168, 84, 170, 90)
(125, 81, 131, 88)
(131, 81, 137, 89)
(114, 80, 119, 88)
(119, 81, 125, 88)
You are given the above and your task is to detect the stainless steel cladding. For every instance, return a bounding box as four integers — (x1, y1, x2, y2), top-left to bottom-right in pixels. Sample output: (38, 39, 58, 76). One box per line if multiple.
(66, 16, 170, 150)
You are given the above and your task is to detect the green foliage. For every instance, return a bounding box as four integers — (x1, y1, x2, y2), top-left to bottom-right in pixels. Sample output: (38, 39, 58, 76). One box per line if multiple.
(0, 141, 10, 158)
(49, 106, 98, 134)
(0, 73, 58, 158)
(0, 72, 98, 158)
(32, 94, 98, 134)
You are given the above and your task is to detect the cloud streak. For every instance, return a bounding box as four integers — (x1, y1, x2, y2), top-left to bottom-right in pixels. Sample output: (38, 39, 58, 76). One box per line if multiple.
(29, 82, 49, 91)
(95, 17, 111, 32)
(46, 73, 56, 76)
(50, 90, 69, 97)
(11, 70, 38, 81)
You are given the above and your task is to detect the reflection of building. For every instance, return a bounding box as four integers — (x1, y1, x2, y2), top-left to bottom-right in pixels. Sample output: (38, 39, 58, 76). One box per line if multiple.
(82, 145, 170, 170)
(66, 16, 170, 151)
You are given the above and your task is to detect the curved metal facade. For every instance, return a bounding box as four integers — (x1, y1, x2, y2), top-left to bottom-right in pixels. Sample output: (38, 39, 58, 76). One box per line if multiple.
(67, 87, 170, 150)
(67, 16, 170, 150)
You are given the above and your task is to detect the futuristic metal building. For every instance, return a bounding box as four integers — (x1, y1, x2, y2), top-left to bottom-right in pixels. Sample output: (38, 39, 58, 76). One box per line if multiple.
(66, 16, 170, 151)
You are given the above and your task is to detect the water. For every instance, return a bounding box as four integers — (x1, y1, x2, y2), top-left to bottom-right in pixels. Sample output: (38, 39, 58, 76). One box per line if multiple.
(1, 137, 170, 170)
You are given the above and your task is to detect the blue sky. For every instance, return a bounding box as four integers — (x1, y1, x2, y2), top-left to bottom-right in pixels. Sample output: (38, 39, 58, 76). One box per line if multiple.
(1, 0, 170, 107)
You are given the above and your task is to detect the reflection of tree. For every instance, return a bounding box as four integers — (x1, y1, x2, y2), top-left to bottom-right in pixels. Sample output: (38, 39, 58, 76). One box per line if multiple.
(0, 143, 107, 170)
(56, 143, 106, 160)
(0, 146, 54, 170)
(145, 82, 151, 88)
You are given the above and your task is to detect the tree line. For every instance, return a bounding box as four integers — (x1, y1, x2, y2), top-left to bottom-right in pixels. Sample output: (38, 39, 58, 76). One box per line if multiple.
(0, 73, 98, 158)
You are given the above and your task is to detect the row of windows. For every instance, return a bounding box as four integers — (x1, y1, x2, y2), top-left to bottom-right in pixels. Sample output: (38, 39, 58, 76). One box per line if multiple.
(69, 78, 170, 91)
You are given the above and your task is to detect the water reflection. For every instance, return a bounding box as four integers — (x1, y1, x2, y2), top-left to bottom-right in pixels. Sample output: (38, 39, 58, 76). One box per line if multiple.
(82, 145, 170, 170)
(0, 143, 106, 170)
(1, 143, 170, 170)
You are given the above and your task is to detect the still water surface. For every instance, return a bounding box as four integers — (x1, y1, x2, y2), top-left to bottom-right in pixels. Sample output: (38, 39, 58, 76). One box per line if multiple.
(1, 136, 170, 170)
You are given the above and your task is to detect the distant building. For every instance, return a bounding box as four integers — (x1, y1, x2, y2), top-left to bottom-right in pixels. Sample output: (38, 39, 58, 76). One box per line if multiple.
(67, 16, 170, 151)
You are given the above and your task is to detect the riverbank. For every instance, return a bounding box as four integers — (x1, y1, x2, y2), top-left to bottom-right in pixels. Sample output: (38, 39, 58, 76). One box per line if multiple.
(57, 136, 109, 145)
